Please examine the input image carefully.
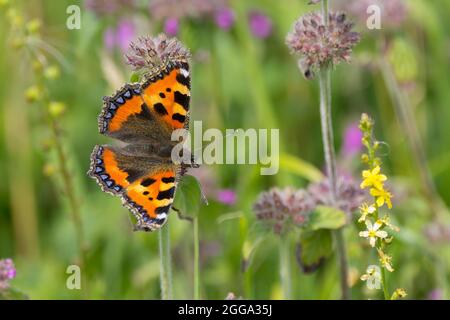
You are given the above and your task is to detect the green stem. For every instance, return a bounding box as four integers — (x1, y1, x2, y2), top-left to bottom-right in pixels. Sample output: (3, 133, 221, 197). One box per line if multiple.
(373, 208, 389, 300)
(159, 223, 173, 300)
(319, 0, 350, 300)
(50, 119, 87, 292)
(318, 66, 350, 300)
(193, 217, 200, 300)
(279, 236, 292, 299)
(380, 266, 389, 300)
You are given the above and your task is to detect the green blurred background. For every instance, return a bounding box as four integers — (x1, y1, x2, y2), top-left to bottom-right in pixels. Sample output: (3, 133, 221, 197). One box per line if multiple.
(1, 0, 450, 299)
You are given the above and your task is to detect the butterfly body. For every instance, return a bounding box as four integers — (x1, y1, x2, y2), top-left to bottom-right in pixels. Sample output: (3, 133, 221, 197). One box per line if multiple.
(88, 61, 191, 232)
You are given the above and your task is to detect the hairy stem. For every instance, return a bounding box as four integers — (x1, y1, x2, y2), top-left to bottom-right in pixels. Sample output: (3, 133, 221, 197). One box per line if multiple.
(279, 236, 292, 299)
(159, 223, 173, 300)
(317, 0, 349, 300)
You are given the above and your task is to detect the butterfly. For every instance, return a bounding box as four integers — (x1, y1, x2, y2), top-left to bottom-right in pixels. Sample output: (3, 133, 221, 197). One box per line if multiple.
(88, 60, 191, 232)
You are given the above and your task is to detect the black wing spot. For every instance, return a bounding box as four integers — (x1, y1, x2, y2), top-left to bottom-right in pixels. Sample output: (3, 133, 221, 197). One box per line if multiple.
(161, 177, 175, 183)
(176, 73, 190, 89)
(172, 113, 186, 123)
(156, 205, 171, 214)
(174, 91, 189, 111)
(137, 103, 154, 121)
(157, 186, 175, 200)
(141, 178, 156, 187)
(159, 92, 166, 99)
(153, 103, 169, 116)
(126, 169, 145, 184)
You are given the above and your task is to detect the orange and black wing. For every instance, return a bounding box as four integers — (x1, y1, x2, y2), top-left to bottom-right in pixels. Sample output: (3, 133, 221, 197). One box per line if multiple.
(88, 145, 178, 231)
(141, 62, 191, 130)
(98, 83, 172, 144)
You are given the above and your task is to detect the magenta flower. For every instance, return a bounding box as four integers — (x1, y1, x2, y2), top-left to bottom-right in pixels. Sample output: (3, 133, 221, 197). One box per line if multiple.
(343, 123, 363, 155)
(216, 189, 237, 205)
(116, 20, 136, 52)
(164, 17, 179, 36)
(248, 10, 272, 39)
(0, 258, 16, 291)
(215, 8, 235, 30)
(103, 20, 136, 53)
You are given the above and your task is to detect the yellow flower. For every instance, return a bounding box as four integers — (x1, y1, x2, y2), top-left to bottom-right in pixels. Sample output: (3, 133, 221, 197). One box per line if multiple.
(380, 215, 399, 232)
(377, 249, 394, 272)
(360, 166, 387, 190)
(391, 288, 407, 300)
(370, 187, 393, 209)
(359, 220, 388, 247)
(358, 203, 376, 223)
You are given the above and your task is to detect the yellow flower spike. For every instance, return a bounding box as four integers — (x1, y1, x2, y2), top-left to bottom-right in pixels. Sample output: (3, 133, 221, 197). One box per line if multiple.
(360, 166, 387, 190)
(377, 249, 394, 272)
(370, 187, 393, 209)
(391, 288, 407, 300)
(358, 203, 376, 223)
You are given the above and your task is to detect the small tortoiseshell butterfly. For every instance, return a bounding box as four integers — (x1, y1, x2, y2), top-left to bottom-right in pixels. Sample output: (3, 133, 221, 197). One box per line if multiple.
(88, 60, 191, 231)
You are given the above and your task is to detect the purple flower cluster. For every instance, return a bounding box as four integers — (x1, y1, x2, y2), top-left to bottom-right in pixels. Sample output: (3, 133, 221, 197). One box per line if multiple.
(307, 177, 366, 216)
(286, 12, 360, 78)
(253, 176, 365, 235)
(125, 34, 191, 74)
(0, 258, 16, 291)
(253, 187, 316, 235)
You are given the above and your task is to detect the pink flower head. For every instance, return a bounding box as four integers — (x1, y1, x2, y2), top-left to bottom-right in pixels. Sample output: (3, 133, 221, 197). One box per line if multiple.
(343, 123, 363, 155)
(215, 8, 235, 30)
(216, 189, 237, 205)
(164, 17, 179, 36)
(248, 10, 272, 39)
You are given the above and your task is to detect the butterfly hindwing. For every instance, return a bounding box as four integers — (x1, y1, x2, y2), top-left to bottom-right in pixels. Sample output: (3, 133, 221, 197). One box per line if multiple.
(88, 145, 179, 231)
(88, 145, 128, 195)
(123, 170, 178, 231)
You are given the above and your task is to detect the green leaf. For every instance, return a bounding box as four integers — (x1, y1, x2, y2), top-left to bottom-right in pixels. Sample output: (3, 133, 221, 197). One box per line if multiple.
(279, 153, 324, 182)
(172, 175, 203, 217)
(129, 72, 140, 83)
(242, 222, 271, 271)
(307, 205, 347, 230)
(297, 230, 332, 272)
